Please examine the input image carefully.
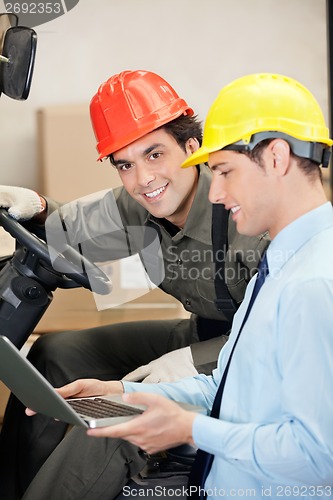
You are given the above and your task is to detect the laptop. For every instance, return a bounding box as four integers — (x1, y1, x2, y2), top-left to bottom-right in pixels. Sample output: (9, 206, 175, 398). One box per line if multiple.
(0, 335, 205, 428)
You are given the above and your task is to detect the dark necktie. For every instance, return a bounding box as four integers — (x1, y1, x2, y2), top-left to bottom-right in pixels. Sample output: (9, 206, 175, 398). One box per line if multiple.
(188, 252, 269, 499)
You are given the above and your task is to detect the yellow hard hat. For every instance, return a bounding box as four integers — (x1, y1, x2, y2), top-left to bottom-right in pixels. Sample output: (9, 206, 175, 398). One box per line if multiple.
(182, 73, 333, 168)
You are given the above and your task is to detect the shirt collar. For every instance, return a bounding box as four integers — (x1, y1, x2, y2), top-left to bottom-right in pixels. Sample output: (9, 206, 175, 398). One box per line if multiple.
(267, 202, 333, 277)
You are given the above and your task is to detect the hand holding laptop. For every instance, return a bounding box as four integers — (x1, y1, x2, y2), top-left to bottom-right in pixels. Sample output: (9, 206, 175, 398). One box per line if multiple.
(26, 378, 124, 416)
(58, 378, 124, 399)
(0, 335, 204, 428)
(86, 391, 197, 455)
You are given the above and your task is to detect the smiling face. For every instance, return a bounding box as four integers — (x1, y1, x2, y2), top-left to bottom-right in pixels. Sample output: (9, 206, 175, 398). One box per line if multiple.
(208, 139, 330, 239)
(208, 148, 281, 238)
(112, 129, 199, 228)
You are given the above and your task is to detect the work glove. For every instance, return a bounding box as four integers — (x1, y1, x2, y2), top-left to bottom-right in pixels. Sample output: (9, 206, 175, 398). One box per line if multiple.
(0, 185, 44, 220)
(123, 346, 198, 383)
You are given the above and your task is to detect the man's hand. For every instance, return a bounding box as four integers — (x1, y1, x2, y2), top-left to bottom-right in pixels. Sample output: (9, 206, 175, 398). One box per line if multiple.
(0, 185, 45, 220)
(122, 347, 198, 383)
(25, 378, 124, 416)
(87, 392, 197, 454)
(55, 378, 124, 399)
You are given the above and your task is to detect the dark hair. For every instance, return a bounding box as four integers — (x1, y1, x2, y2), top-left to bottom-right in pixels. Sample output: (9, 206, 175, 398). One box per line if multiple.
(108, 114, 202, 165)
(241, 138, 323, 183)
(159, 114, 203, 151)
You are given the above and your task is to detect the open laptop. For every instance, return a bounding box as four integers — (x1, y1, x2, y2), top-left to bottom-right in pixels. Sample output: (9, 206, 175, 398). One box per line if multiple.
(0, 335, 205, 428)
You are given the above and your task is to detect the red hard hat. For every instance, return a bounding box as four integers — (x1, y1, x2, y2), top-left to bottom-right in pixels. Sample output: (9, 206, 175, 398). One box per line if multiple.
(90, 70, 194, 160)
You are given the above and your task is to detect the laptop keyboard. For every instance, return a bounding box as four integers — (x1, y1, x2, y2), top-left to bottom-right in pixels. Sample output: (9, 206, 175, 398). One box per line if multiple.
(68, 398, 144, 419)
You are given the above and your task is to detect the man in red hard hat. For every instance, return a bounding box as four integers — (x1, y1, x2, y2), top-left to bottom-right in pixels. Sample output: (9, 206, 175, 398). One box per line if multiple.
(0, 70, 268, 498)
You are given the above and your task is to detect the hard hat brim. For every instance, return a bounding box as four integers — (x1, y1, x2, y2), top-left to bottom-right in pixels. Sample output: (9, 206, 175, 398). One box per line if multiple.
(181, 146, 211, 168)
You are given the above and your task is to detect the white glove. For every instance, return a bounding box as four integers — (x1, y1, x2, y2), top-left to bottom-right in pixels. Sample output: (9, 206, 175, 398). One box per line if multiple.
(122, 346, 199, 383)
(0, 185, 44, 220)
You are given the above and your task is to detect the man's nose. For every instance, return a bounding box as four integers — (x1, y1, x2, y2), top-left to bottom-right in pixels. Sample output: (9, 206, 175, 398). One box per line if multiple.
(209, 177, 226, 204)
(136, 164, 156, 186)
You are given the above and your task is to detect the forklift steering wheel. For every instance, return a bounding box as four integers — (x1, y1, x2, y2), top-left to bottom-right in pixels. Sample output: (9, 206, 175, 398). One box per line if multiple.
(0, 208, 112, 295)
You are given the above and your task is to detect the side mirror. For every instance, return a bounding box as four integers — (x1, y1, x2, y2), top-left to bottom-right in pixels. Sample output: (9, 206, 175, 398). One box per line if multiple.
(0, 25, 37, 100)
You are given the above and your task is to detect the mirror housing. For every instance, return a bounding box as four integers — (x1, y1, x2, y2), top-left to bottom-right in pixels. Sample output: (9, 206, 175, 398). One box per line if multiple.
(0, 25, 37, 100)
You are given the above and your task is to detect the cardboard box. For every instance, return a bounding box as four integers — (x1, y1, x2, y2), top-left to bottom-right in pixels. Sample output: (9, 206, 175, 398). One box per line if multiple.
(0, 381, 10, 423)
(37, 103, 122, 201)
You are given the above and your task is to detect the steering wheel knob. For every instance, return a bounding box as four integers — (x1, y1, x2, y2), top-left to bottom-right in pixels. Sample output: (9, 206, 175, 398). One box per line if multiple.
(24, 286, 41, 299)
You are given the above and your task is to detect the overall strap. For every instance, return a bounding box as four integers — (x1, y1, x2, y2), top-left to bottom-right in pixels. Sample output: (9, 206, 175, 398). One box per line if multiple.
(141, 221, 164, 286)
(212, 204, 238, 320)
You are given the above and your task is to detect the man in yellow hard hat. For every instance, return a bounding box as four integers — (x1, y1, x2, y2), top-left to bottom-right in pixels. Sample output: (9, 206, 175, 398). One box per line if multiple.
(0, 70, 268, 498)
(30, 73, 333, 500)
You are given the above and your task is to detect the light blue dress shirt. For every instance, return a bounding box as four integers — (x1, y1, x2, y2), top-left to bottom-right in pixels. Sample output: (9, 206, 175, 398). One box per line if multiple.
(123, 202, 333, 499)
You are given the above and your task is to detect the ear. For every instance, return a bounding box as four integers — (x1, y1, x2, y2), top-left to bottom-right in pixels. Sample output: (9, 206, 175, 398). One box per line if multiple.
(185, 137, 200, 155)
(269, 139, 291, 176)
